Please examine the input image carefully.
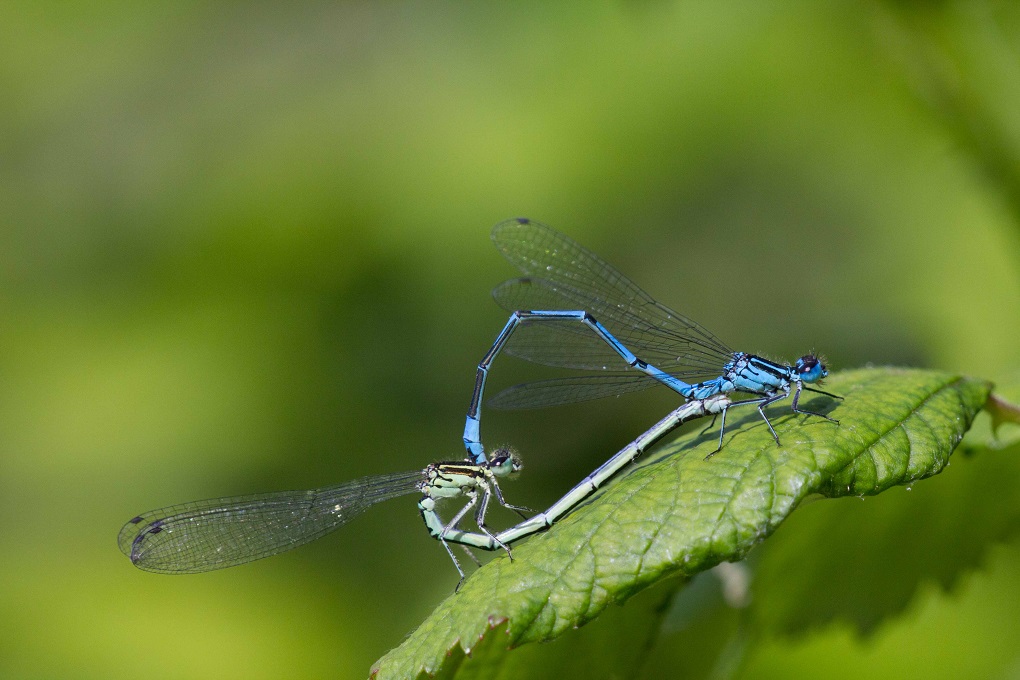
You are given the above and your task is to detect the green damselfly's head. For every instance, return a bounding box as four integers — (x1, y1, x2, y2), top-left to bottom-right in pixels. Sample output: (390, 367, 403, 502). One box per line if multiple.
(488, 447, 522, 478)
(795, 354, 828, 383)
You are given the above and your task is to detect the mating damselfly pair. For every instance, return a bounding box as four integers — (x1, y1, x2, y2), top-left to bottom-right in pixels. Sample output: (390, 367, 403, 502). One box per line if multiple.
(119, 218, 840, 589)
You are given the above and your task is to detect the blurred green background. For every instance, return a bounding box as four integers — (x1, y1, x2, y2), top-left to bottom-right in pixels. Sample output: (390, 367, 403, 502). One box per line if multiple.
(2, 1, 1020, 679)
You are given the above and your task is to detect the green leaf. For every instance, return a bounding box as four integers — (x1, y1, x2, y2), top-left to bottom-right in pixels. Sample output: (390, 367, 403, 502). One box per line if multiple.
(962, 373, 1020, 451)
(421, 575, 688, 680)
(748, 435, 1020, 637)
(371, 368, 989, 679)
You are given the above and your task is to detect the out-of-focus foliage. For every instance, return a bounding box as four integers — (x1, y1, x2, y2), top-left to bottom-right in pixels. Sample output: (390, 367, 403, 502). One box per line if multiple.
(2, 1, 1020, 679)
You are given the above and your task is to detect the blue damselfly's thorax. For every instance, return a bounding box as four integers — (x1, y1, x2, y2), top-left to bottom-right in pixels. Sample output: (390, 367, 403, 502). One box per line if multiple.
(722, 352, 828, 395)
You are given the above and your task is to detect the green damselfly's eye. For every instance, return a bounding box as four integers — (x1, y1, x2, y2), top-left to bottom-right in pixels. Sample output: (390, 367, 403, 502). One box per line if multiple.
(489, 447, 522, 475)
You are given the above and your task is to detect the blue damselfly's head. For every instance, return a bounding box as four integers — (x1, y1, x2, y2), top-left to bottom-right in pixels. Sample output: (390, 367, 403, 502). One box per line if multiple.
(489, 447, 523, 478)
(795, 355, 827, 383)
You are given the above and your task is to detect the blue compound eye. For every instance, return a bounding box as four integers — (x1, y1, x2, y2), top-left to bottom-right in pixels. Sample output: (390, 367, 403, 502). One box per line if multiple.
(796, 356, 824, 382)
